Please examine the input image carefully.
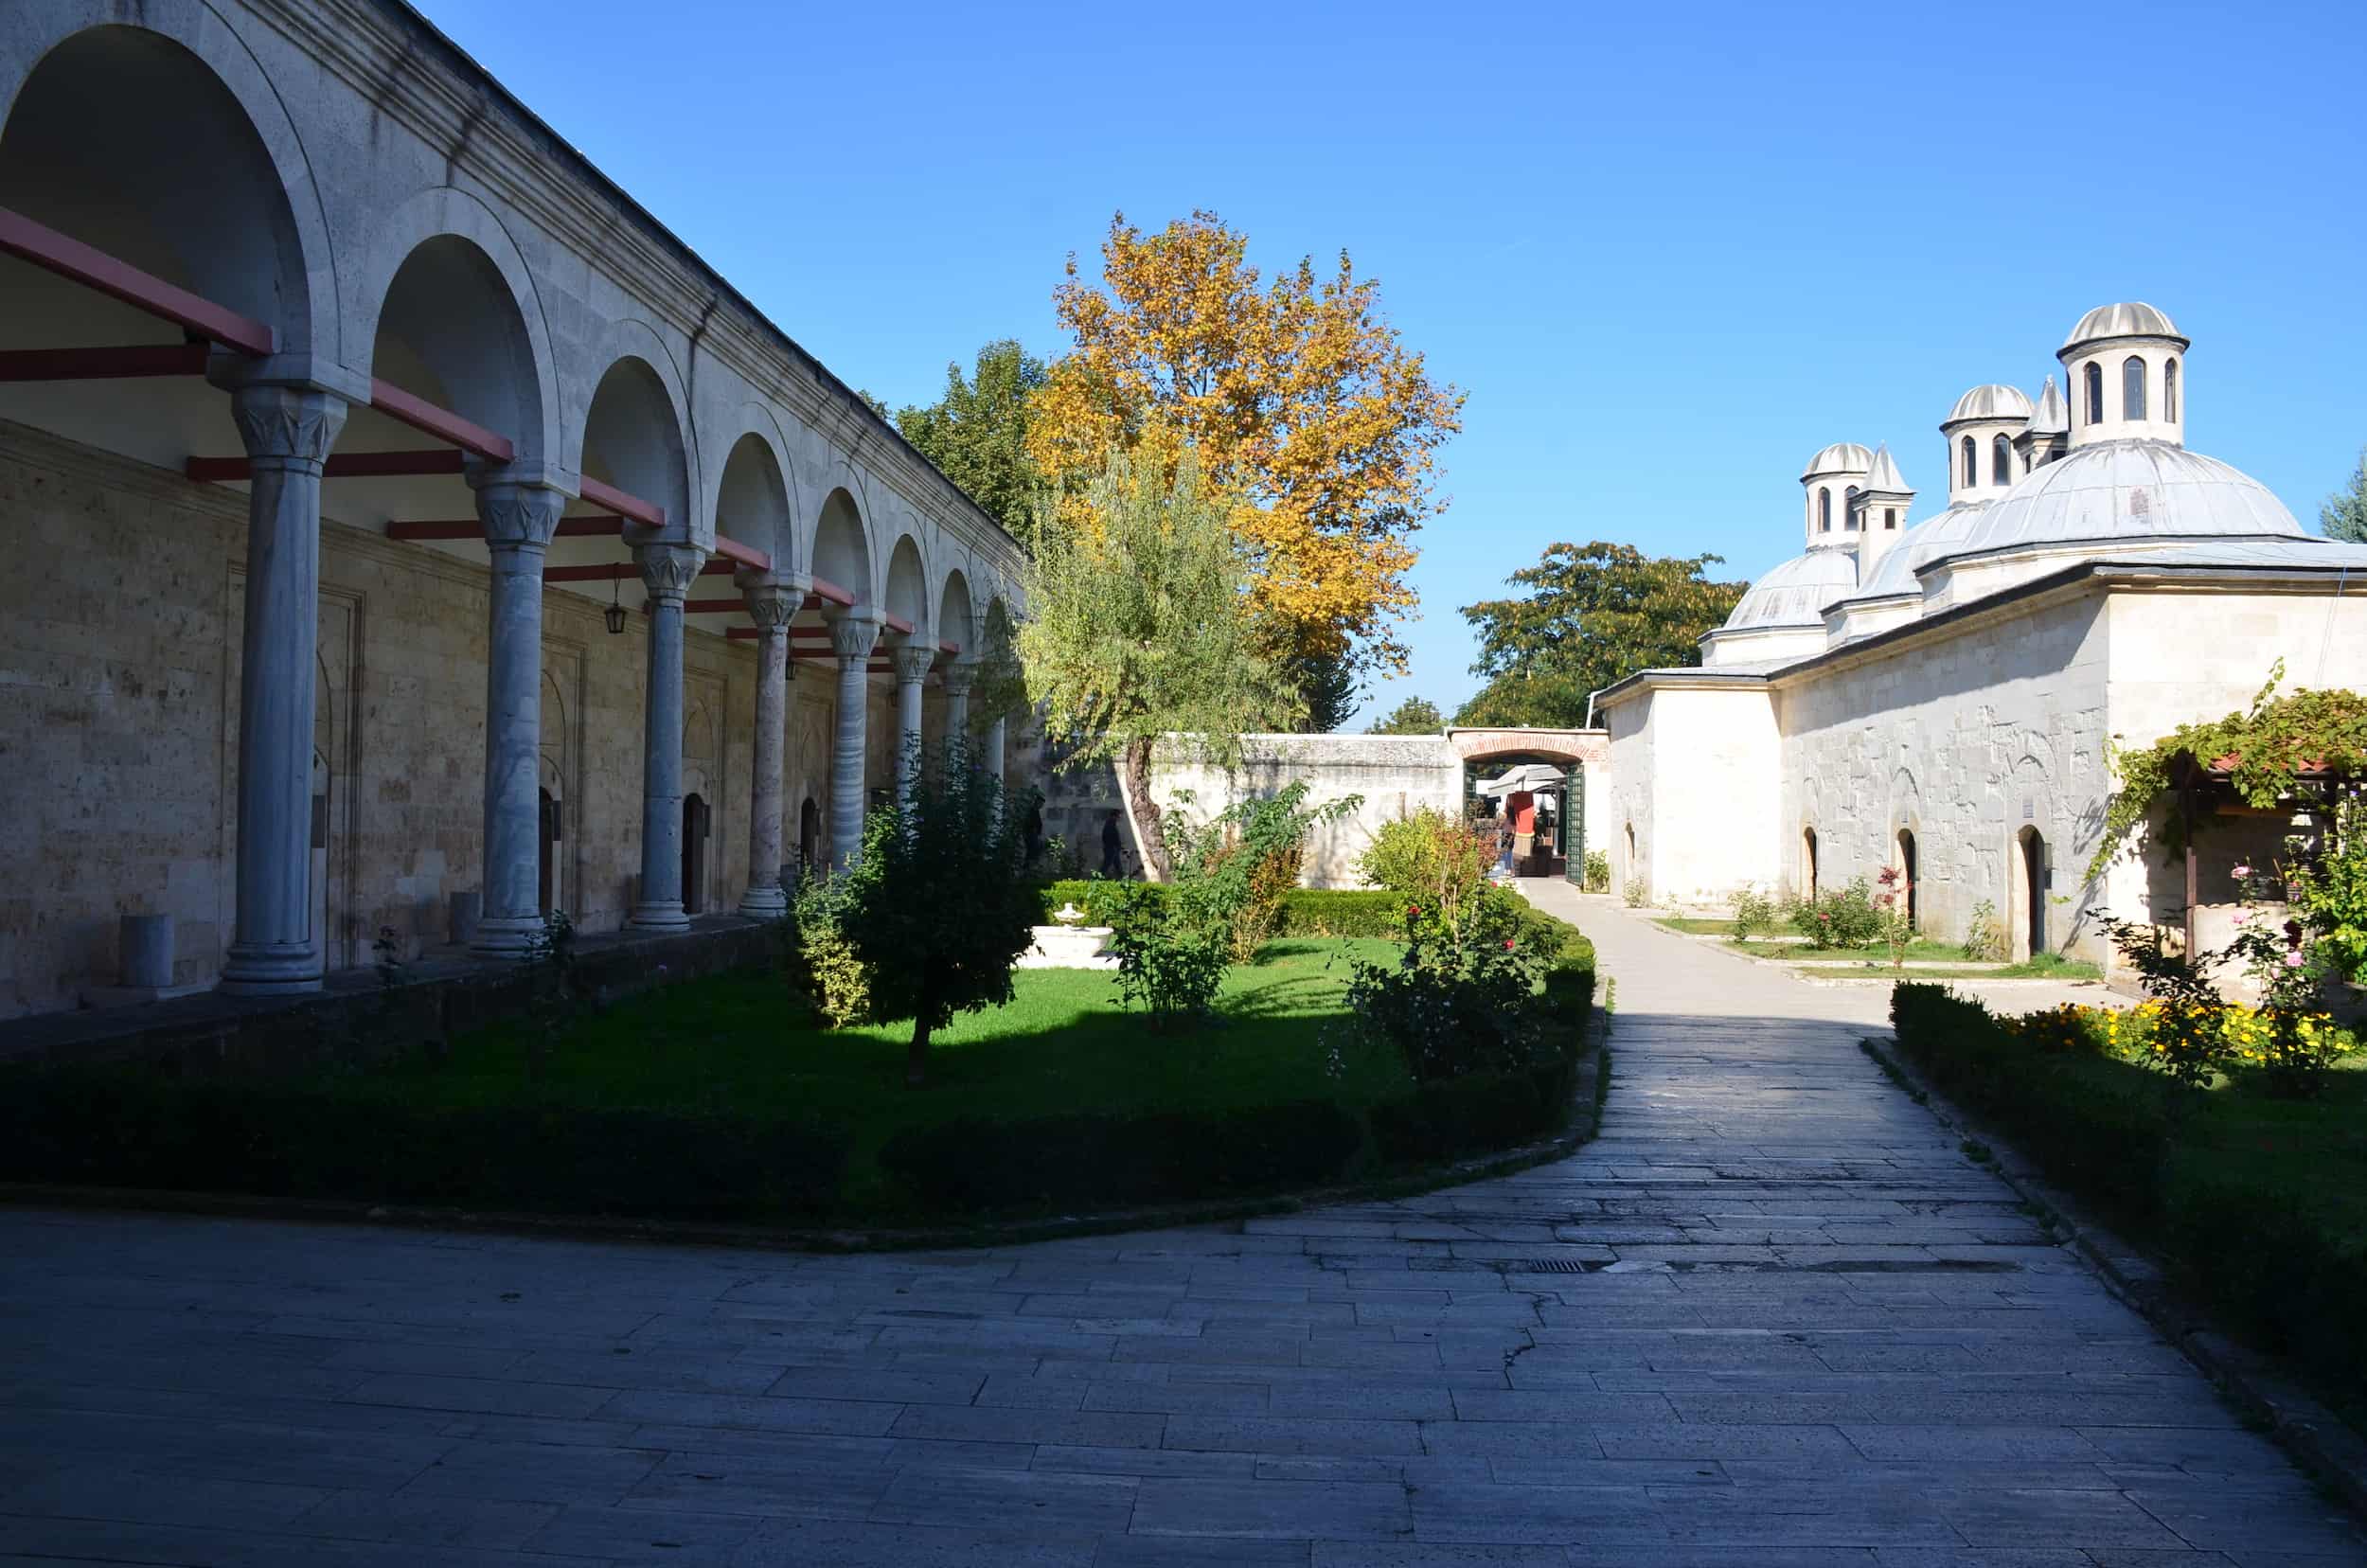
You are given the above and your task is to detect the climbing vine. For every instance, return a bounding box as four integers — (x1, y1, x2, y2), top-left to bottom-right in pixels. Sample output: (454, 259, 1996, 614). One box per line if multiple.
(2087, 663, 2367, 883)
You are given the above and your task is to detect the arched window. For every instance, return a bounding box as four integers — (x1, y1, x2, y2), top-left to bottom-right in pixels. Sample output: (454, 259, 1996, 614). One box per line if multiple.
(1991, 434, 2012, 485)
(1843, 485, 1860, 528)
(1883, 508, 1897, 530)
(2083, 362, 2104, 425)
(2123, 356, 2146, 421)
(2163, 357, 2179, 422)
(1961, 435, 1977, 486)
(1818, 488, 1831, 531)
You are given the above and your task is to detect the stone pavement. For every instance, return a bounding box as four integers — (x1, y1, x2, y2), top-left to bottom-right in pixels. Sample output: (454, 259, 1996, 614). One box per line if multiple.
(0, 884, 2358, 1565)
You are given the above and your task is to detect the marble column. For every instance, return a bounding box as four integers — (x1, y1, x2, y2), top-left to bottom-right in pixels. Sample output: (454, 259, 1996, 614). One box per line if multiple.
(826, 608, 884, 868)
(938, 661, 975, 768)
(630, 541, 707, 930)
(219, 383, 348, 995)
(890, 641, 934, 802)
(738, 574, 801, 918)
(469, 476, 567, 955)
(984, 715, 1007, 789)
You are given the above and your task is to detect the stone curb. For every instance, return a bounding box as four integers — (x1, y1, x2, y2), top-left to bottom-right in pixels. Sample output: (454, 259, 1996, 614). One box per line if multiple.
(0, 1018, 1611, 1260)
(1857, 1027, 2367, 1524)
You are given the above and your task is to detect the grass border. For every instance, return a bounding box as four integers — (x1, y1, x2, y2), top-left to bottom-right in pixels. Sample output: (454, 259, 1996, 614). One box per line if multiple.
(1855, 1028, 2367, 1524)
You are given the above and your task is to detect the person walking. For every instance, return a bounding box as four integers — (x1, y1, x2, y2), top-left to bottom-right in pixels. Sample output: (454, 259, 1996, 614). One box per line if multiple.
(1099, 809, 1125, 878)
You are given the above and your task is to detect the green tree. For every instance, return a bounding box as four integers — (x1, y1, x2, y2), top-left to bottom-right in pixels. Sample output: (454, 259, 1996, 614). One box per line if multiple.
(2323, 447, 2367, 543)
(896, 340, 1047, 536)
(1366, 695, 1445, 736)
(840, 740, 1041, 1087)
(1018, 447, 1302, 881)
(1455, 542, 1747, 727)
(1287, 650, 1361, 734)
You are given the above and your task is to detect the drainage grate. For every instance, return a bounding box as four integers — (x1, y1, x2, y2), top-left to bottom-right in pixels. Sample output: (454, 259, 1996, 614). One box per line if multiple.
(1519, 1259, 1593, 1274)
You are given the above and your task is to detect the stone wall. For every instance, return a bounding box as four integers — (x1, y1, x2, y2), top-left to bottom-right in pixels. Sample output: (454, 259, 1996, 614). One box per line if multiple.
(1773, 588, 2111, 958)
(0, 422, 893, 1019)
(1601, 685, 1782, 907)
(1155, 736, 1468, 887)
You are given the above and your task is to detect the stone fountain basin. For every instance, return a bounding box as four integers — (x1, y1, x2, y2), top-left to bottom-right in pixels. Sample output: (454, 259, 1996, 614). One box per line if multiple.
(1015, 923, 1118, 971)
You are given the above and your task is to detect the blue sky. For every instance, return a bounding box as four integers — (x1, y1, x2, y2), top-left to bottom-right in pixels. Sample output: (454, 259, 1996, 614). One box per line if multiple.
(418, 0, 2367, 723)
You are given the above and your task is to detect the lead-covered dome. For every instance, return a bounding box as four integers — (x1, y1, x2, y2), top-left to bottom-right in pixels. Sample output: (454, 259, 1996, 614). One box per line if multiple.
(1946, 383, 2032, 424)
(1721, 547, 1861, 631)
(1800, 442, 1873, 480)
(1955, 440, 2302, 555)
(2061, 302, 2187, 352)
(1853, 503, 1988, 599)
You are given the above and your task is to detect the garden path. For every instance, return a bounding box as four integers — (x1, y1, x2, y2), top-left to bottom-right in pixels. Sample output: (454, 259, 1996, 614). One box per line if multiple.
(0, 884, 2358, 1565)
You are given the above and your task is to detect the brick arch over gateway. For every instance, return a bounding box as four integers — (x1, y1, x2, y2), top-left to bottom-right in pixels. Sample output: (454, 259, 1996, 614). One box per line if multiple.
(1448, 728, 1610, 771)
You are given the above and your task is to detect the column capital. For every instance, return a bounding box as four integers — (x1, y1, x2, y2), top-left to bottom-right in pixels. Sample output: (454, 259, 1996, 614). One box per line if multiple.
(229, 383, 348, 470)
(633, 542, 708, 605)
(826, 606, 885, 664)
(738, 569, 809, 633)
(937, 660, 978, 699)
(889, 640, 937, 687)
(470, 479, 568, 554)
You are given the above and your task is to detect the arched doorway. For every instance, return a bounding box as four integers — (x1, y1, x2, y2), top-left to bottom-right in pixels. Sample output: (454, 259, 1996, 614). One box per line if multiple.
(1802, 827, 1819, 900)
(681, 793, 710, 916)
(799, 797, 821, 872)
(2018, 827, 2048, 958)
(1895, 828, 1918, 931)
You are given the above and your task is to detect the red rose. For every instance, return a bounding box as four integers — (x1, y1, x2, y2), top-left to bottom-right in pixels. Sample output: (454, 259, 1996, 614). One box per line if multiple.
(1504, 938, 1516, 950)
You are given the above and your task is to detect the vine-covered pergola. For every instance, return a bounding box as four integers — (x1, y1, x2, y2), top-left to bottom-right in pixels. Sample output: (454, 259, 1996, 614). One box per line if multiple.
(2092, 675, 2367, 957)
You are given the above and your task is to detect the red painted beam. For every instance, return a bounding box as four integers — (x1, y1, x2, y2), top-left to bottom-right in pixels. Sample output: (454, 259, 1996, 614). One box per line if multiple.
(542, 560, 738, 584)
(809, 575, 856, 608)
(187, 449, 466, 482)
(0, 343, 212, 382)
(0, 205, 275, 356)
(367, 378, 513, 463)
(712, 535, 770, 572)
(681, 598, 743, 615)
(386, 516, 624, 542)
(579, 475, 664, 529)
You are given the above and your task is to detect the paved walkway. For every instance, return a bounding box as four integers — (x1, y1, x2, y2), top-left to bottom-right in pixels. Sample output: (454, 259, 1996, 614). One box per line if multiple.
(1, 885, 2358, 1565)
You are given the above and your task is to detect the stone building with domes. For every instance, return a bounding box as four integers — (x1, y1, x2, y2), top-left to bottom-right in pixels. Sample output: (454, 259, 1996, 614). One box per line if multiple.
(1597, 302, 2367, 970)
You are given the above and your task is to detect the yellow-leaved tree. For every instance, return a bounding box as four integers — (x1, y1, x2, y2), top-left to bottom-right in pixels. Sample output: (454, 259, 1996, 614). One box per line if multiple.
(1025, 210, 1464, 680)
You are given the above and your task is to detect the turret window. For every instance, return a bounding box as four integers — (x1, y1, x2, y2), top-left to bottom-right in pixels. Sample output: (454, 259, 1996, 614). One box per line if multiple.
(2164, 358, 2179, 422)
(2123, 356, 2147, 421)
(2083, 362, 2104, 425)
(1844, 485, 1860, 529)
(1961, 435, 1976, 487)
(1884, 508, 1896, 530)
(1818, 488, 1831, 531)
(1991, 435, 2012, 485)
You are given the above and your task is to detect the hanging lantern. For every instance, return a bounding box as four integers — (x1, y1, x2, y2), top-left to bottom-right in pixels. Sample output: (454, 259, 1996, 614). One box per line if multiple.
(603, 571, 628, 635)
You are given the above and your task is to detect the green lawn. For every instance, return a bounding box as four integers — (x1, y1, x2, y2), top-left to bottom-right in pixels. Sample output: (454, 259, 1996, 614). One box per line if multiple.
(1803, 958, 2104, 981)
(376, 936, 1414, 1214)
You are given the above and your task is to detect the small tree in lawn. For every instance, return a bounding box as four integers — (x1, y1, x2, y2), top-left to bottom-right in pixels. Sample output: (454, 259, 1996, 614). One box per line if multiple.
(1018, 445, 1303, 880)
(841, 738, 1041, 1088)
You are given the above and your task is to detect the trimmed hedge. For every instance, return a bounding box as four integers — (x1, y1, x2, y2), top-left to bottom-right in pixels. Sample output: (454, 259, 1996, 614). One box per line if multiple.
(1888, 982, 2367, 1417)
(881, 1098, 1367, 1213)
(1033, 880, 1409, 938)
(886, 891, 1599, 1212)
(0, 1067, 845, 1224)
(4, 902, 1598, 1229)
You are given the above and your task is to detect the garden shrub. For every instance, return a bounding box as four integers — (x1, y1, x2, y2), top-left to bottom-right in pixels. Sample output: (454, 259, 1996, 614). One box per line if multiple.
(1358, 809, 1492, 936)
(2160, 1167, 2367, 1406)
(1731, 885, 1775, 942)
(1339, 894, 1549, 1083)
(0, 1067, 846, 1223)
(879, 1098, 1366, 1212)
(791, 870, 871, 1027)
(1790, 878, 1884, 949)
(1582, 849, 1611, 893)
(1370, 1067, 1561, 1166)
(1961, 899, 2009, 961)
(1102, 881, 1230, 1030)
(1622, 877, 1649, 908)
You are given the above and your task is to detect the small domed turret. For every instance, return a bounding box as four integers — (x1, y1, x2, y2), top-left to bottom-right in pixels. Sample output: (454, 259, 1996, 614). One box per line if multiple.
(1850, 442, 1914, 578)
(1940, 384, 2031, 507)
(2058, 301, 2189, 451)
(1800, 442, 1873, 549)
